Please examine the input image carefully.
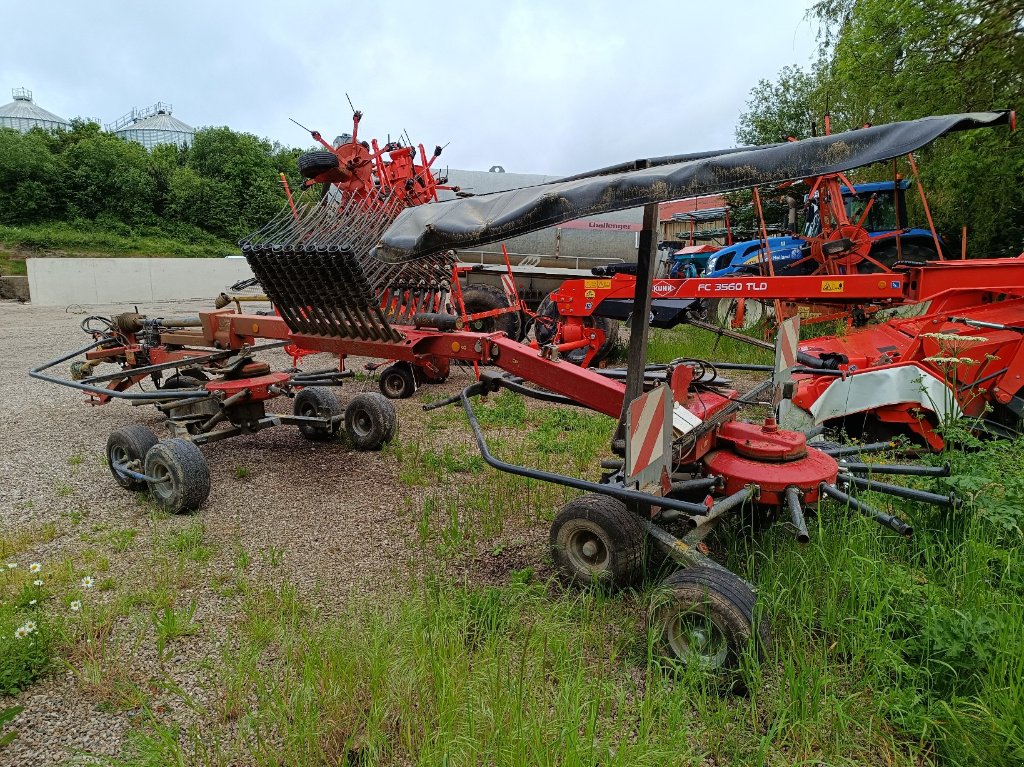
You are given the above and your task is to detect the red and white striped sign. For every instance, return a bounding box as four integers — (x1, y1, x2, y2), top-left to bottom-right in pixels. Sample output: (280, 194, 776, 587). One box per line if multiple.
(774, 315, 801, 406)
(500, 272, 517, 303)
(625, 384, 672, 486)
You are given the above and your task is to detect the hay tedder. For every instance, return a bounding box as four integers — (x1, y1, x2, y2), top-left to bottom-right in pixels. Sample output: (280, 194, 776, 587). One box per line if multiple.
(33, 110, 1014, 670)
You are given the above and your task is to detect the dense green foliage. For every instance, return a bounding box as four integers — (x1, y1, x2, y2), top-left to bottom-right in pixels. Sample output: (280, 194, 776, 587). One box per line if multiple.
(736, 0, 1023, 258)
(0, 120, 304, 252)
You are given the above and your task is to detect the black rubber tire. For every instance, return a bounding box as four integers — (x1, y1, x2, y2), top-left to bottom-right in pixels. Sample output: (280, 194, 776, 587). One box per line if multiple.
(344, 392, 398, 450)
(461, 284, 523, 340)
(144, 439, 210, 514)
(652, 566, 770, 670)
(293, 386, 342, 441)
(710, 298, 771, 330)
(550, 494, 646, 590)
(534, 294, 619, 366)
(378, 363, 416, 399)
(297, 150, 339, 179)
(864, 241, 937, 272)
(106, 425, 160, 491)
(160, 375, 204, 391)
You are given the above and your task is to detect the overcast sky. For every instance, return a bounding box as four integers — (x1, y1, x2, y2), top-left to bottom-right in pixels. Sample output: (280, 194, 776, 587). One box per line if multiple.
(2, 1, 818, 175)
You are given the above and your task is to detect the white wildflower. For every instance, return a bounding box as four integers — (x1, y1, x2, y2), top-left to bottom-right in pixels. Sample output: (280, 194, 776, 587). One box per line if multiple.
(29, 599, 37, 605)
(14, 626, 29, 639)
(6, 563, 16, 569)
(29, 562, 41, 573)
(81, 576, 94, 589)
(23, 621, 36, 633)
(33, 580, 43, 587)
(70, 600, 81, 612)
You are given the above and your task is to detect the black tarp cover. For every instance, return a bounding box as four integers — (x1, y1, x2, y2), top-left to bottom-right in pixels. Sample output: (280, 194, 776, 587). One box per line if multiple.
(375, 111, 1011, 263)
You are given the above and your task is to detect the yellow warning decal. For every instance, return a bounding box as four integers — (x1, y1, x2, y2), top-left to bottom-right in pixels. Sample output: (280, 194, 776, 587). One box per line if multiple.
(584, 289, 596, 298)
(821, 280, 845, 293)
(584, 279, 612, 289)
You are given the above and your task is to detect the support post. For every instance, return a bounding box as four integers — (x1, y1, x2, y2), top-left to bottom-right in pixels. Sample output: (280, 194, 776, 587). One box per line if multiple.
(614, 202, 660, 454)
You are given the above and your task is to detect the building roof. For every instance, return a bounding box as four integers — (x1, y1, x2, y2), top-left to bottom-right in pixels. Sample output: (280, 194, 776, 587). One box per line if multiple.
(0, 88, 69, 129)
(659, 195, 727, 222)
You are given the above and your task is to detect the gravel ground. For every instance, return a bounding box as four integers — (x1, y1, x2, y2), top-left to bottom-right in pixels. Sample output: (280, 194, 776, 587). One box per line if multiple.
(0, 298, 480, 766)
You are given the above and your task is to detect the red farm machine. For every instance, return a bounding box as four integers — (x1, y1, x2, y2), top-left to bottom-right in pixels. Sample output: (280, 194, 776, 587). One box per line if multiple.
(33, 110, 1014, 672)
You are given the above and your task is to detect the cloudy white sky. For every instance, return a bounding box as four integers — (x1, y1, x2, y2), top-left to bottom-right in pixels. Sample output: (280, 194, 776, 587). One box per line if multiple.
(2, 1, 818, 175)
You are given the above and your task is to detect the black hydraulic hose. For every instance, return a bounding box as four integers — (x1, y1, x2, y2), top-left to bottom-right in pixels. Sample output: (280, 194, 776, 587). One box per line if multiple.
(29, 339, 210, 401)
(459, 388, 710, 516)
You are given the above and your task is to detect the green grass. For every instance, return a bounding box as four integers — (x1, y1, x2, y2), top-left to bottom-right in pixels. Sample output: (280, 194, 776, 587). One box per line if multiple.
(0, 220, 235, 259)
(5, 335, 1023, 765)
(646, 325, 773, 366)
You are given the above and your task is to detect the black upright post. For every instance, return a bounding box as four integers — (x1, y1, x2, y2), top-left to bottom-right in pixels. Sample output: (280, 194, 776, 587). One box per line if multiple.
(616, 201, 660, 444)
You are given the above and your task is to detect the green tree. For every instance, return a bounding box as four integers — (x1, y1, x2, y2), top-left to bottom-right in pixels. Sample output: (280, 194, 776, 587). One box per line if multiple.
(804, 0, 1024, 257)
(0, 128, 62, 223)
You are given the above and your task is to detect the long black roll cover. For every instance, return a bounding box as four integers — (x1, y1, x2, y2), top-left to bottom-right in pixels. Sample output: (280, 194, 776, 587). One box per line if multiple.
(375, 111, 1011, 263)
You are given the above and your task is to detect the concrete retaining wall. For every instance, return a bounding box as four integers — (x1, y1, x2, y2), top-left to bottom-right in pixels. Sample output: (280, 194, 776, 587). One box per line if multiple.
(27, 257, 254, 306)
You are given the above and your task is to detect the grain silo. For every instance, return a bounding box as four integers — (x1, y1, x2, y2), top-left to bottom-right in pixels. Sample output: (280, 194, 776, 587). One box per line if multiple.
(0, 88, 70, 132)
(107, 102, 194, 149)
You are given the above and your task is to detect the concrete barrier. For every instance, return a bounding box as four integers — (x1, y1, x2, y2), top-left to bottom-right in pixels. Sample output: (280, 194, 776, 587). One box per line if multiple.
(26, 257, 254, 306)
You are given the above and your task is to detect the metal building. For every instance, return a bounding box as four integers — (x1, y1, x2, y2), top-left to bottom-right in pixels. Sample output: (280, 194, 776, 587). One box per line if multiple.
(0, 88, 70, 133)
(106, 102, 194, 149)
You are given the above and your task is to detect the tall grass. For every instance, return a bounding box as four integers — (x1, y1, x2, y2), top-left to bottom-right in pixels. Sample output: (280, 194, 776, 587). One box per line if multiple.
(0, 220, 235, 258)
(89, 385, 1024, 766)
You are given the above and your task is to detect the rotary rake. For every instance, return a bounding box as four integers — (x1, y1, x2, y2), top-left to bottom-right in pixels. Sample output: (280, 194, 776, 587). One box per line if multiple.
(32, 111, 1011, 674)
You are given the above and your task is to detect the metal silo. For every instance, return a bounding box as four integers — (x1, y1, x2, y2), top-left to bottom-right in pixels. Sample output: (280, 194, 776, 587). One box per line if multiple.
(107, 102, 194, 149)
(0, 88, 70, 132)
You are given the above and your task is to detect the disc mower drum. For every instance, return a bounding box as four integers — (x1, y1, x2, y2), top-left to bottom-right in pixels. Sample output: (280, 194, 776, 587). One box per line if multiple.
(344, 393, 397, 450)
(144, 439, 210, 514)
(550, 494, 646, 589)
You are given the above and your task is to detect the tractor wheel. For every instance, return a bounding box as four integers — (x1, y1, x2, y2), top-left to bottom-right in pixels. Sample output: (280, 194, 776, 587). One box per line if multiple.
(378, 363, 416, 399)
(865, 241, 937, 272)
(652, 566, 770, 670)
(461, 284, 523, 340)
(144, 439, 210, 514)
(534, 293, 619, 366)
(106, 425, 160, 492)
(160, 375, 204, 391)
(711, 298, 770, 330)
(297, 150, 339, 179)
(294, 386, 342, 441)
(344, 393, 397, 450)
(550, 494, 645, 590)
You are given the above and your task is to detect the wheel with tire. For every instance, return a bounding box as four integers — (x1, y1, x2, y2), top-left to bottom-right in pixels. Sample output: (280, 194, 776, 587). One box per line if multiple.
(534, 293, 619, 366)
(160, 375, 204, 391)
(378, 363, 416, 399)
(293, 386, 342, 441)
(144, 439, 210, 514)
(461, 284, 522, 340)
(865, 241, 937, 272)
(652, 566, 770, 669)
(711, 298, 770, 330)
(106, 425, 160, 491)
(344, 393, 397, 450)
(297, 150, 340, 179)
(550, 494, 646, 589)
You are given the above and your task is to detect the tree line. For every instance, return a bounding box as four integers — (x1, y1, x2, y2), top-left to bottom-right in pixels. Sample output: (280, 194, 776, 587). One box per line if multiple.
(734, 0, 1022, 258)
(0, 120, 305, 243)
